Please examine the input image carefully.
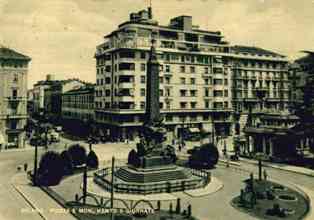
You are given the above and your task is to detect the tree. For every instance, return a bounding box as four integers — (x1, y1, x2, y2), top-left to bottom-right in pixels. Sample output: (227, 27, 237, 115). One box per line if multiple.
(37, 151, 64, 186)
(60, 150, 74, 175)
(68, 144, 87, 167)
(86, 150, 99, 169)
(189, 143, 219, 169)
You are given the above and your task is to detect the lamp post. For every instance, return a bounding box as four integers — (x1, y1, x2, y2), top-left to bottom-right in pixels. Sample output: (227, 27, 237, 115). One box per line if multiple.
(33, 129, 39, 186)
(255, 152, 264, 181)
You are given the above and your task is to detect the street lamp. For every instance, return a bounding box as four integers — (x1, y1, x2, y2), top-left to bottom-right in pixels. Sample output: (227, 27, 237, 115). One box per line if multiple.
(255, 152, 265, 181)
(32, 127, 40, 186)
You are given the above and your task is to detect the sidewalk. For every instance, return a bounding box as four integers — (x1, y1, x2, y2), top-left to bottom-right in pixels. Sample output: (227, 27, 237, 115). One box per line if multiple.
(12, 173, 76, 220)
(239, 157, 314, 177)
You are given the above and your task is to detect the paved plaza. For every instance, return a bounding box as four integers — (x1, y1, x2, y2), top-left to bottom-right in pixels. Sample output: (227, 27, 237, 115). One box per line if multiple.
(1, 136, 314, 220)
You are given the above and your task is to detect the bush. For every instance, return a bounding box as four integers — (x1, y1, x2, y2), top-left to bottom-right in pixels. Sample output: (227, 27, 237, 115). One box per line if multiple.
(68, 144, 87, 167)
(86, 150, 99, 169)
(189, 143, 219, 169)
(60, 150, 74, 175)
(37, 151, 64, 186)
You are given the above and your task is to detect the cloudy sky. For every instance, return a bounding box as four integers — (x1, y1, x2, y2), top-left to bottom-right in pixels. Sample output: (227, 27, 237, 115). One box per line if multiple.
(0, 0, 313, 88)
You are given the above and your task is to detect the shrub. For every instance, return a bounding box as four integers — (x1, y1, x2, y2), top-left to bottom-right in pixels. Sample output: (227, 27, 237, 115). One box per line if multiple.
(60, 150, 74, 175)
(86, 150, 99, 169)
(68, 144, 87, 167)
(37, 151, 63, 186)
(189, 143, 219, 169)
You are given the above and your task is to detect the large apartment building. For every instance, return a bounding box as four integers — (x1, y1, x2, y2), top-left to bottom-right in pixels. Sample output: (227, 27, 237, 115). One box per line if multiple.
(94, 8, 233, 140)
(0, 47, 31, 149)
(94, 8, 290, 142)
(231, 45, 290, 132)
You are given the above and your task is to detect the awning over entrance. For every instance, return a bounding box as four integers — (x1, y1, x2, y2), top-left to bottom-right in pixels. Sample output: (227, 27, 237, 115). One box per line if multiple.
(188, 127, 200, 133)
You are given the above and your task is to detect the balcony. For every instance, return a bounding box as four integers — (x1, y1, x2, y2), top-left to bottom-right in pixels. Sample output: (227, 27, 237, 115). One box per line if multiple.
(6, 96, 25, 102)
(6, 128, 24, 134)
(118, 70, 135, 76)
(118, 96, 134, 102)
(6, 113, 28, 119)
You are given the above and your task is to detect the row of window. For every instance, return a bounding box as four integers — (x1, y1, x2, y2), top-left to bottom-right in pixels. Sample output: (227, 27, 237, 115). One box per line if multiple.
(237, 60, 287, 69)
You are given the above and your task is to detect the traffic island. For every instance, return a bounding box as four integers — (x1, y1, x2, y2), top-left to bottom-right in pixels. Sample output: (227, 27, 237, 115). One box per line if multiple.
(231, 176, 309, 220)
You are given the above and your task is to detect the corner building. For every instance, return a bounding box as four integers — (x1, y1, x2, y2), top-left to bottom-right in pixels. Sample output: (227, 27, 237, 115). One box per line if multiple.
(0, 47, 31, 149)
(94, 8, 289, 142)
(94, 8, 233, 141)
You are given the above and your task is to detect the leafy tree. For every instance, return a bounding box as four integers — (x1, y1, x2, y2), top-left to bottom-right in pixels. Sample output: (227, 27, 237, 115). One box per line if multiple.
(189, 143, 219, 169)
(68, 144, 87, 167)
(60, 150, 74, 175)
(86, 150, 99, 169)
(37, 151, 64, 186)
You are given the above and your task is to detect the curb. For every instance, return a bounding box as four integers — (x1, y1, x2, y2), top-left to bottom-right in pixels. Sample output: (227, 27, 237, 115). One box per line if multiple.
(11, 183, 46, 220)
(241, 158, 314, 177)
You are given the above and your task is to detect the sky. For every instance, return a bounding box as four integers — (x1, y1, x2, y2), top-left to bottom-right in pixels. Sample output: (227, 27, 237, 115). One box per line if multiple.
(0, 0, 313, 88)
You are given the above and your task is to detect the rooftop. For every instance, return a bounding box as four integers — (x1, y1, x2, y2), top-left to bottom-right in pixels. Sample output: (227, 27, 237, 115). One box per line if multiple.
(0, 47, 31, 61)
(232, 45, 285, 58)
(64, 85, 95, 95)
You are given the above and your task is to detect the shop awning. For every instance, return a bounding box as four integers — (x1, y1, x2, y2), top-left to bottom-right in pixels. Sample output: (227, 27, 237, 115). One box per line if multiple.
(189, 127, 200, 133)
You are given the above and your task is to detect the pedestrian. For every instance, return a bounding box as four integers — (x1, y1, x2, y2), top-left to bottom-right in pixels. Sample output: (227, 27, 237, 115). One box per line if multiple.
(178, 145, 182, 152)
(263, 169, 268, 180)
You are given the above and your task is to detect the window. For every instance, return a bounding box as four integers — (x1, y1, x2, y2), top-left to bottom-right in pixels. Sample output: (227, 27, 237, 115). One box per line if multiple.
(213, 102, 223, 109)
(213, 79, 223, 85)
(166, 88, 171, 96)
(165, 77, 171, 84)
(180, 66, 185, 73)
(204, 67, 209, 74)
(105, 90, 111, 96)
(159, 102, 163, 109)
(166, 102, 171, 109)
(190, 78, 195, 84)
(119, 63, 135, 70)
(224, 102, 228, 108)
(205, 101, 210, 108)
(180, 102, 187, 109)
(224, 90, 228, 97)
(140, 52, 146, 59)
(190, 90, 197, 97)
(165, 115, 173, 122)
(190, 66, 195, 73)
(213, 90, 223, 97)
(224, 79, 228, 85)
(105, 66, 111, 72)
(181, 55, 185, 63)
(180, 90, 187, 97)
(165, 65, 170, 73)
(140, 89, 145, 96)
(104, 77, 110, 84)
(141, 63, 146, 71)
(204, 79, 209, 85)
(159, 77, 163, 84)
(180, 77, 186, 84)
(191, 102, 197, 109)
(140, 102, 145, 109)
(204, 88, 210, 97)
(140, 76, 146, 83)
(159, 89, 164, 96)
(13, 74, 18, 83)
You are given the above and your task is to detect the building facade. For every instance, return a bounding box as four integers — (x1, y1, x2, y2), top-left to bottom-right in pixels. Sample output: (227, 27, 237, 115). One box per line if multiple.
(0, 47, 31, 148)
(62, 85, 95, 121)
(94, 8, 233, 141)
(61, 85, 95, 137)
(32, 75, 85, 121)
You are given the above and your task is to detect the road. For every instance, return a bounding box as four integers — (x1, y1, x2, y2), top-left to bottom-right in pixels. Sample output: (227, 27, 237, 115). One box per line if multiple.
(0, 136, 313, 220)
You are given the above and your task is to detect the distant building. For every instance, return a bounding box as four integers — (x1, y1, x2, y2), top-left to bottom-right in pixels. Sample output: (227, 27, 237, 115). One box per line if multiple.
(0, 47, 31, 149)
(61, 84, 95, 137)
(61, 84, 95, 122)
(32, 75, 86, 122)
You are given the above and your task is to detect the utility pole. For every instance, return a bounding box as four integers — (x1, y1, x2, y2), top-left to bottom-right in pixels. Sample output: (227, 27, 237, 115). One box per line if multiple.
(33, 130, 38, 186)
(82, 164, 87, 204)
(110, 156, 115, 209)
